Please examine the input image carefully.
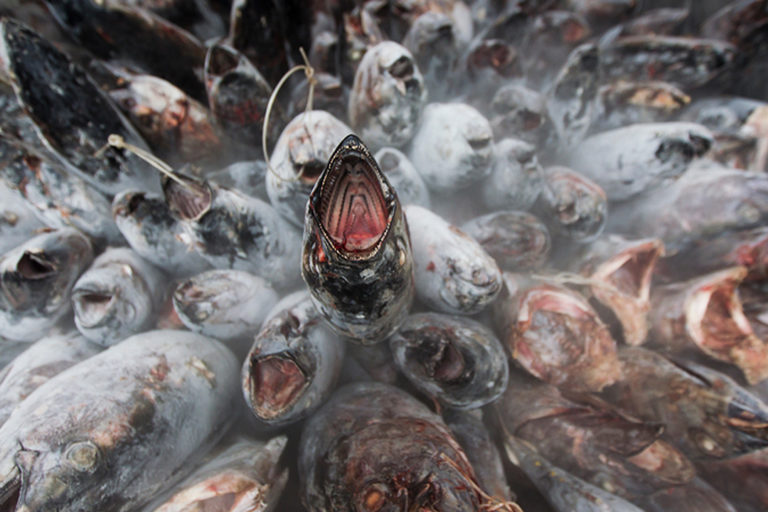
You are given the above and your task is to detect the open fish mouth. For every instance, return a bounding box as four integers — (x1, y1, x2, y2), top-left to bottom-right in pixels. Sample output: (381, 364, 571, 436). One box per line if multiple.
(16, 251, 56, 280)
(0, 464, 21, 512)
(248, 354, 309, 420)
(162, 173, 213, 221)
(72, 290, 120, 328)
(313, 135, 392, 257)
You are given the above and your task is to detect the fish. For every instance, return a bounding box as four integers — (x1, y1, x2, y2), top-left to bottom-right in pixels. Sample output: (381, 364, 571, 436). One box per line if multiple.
(373, 147, 431, 208)
(0, 228, 93, 342)
(402, 11, 460, 101)
(348, 41, 427, 150)
(0, 329, 240, 512)
(242, 290, 345, 426)
(72, 247, 166, 347)
(489, 83, 549, 145)
(636, 478, 737, 512)
(593, 80, 691, 131)
(0, 331, 101, 428)
(299, 382, 493, 511)
(302, 134, 414, 343)
(0, 183, 47, 256)
(227, 0, 289, 87)
(406, 204, 502, 315)
(462, 38, 520, 103)
(480, 138, 543, 212)
(409, 102, 494, 193)
(389, 312, 509, 410)
(696, 446, 768, 512)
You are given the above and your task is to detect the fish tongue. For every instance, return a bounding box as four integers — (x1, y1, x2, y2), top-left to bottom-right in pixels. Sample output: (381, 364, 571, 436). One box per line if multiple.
(342, 194, 383, 251)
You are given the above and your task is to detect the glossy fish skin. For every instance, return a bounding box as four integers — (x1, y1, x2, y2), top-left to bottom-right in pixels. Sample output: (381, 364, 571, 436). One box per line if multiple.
(599, 35, 736, 89)
(497, 371, 695, 501)
(480, 138, 543, 212)
(348, 41, 427, 150)
(112, 190, 210, 278)
(0, 228, 93, 342)
(163, 173, 302, 290)
(603, 347, 768, 461)
(569, 235, 664, 346)
(0, 136, 122, 247)
(173, 269, 278, 348)
(0, 330, 239, 512)
(299, 382, 487, 511)
(302, 135, 414, 343)
(409, 103, 494, 193)
(0, 331, 100, 428)
(390, 313, 509, 410)
(502, 435, 645, 512)
(72, 248, 165, 347)
(43, 0, 208, 102)
(648, 266, 768, 385)
(373, 147, 431, 209)
(494, 273, 621, 392)
(150, 437, 288, 512)
(406, 205, 502, 316)
(607, 165, 768, 255)
(563, 122, 713, 202)
(461, 211, 551, 271)
(0, 19, 160, 196)
(266, 111, 352, 228)
(536, 166, 607, 242)
(242, 291, 345, 426)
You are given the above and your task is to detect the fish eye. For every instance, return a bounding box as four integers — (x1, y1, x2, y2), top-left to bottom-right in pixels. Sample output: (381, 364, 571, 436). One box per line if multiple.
(64, 441, 100, 472)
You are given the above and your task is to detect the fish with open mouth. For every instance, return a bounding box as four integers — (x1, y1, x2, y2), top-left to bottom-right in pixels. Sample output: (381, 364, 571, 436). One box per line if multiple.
(301, 134, 414, 343)
(242, 290, 344, 426)
(373, 147, 431, 209)
(0, 329, 239, 512)
(0, 228, 93, 342)
(480, 138, 543, 212)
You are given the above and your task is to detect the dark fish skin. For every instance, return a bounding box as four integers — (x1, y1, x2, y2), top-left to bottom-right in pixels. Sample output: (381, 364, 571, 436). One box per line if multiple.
(389, 313, 509, 410)
(0, 330, 240, 512)
(602, 347, 768, 461)
(496, 371, 696, 501)
(599, 35, 737, 89)
(637, 478, 737, 512)
(242, 291, 345, 426)
(227, 0, 289, 87)
(461, 211, 551, 271)
(696, 447, 768, 512)
(0, 331, 101, 428)
(648, 266, 768, 385)
(618, 7, 690, 36)
(43, 0, 208, 102)
(129, 0, 227, 41)
(0, 228, 93, 342)
(299, 382, 487, 511)
(302, 134, 414, 343)
(0, 18, 160, 196)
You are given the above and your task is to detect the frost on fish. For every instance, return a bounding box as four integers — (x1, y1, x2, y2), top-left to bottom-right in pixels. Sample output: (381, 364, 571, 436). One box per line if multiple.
(390, 313, 509, 410)
(649, 266, 768, 385)
(348, 41, 427, 150)
(374, 147, 431, 209)
(489, 83, 549, 145)
(409, 103, 494, 193)
(150, 437, 288, 512)
(242, 291, 344, 426)
(0, 331, 100, 428)
(0, 182, 46, 255)
(302, 135, 414, 343)
(72, 248, 165, 347)
(0, 228, 93, 342)
(0, 330, 240, 512)
(480, 138, 543, 212)
(267, 111, 352, 228)
(0, 18, 160, 196)
(406, 205, 502, 315)
(402, 11, 460, 101)
(299, 382, 491, 511)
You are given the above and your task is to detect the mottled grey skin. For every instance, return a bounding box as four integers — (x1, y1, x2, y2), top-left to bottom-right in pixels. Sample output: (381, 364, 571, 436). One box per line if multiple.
(536, 166, 607, 242)
(461, 211, 551, 271)
(267, 111, 352, 228)
(0, 339, 27, 373)
(0, 136, 122, 247)
(0, 19, 160, 196)
(409, 103, 494, 193)
(502, 435, 645, 512)
(390, 313, 508, 410)
(348, 42, 427, 150)
(489, 83, 549, 145)
(242, 291, 345, 426)
(374, 147, 431, 209)
(563, 122, 713, 202)
(402, 11, 460, 101)
(302, 135, 414, 343)
(299, 382, 487, 511)
(0, 228, 93, 342)
(637, 478, 737, 512)
(148, 437, 288, 512)
(173, 269, 278, 346)
(0, 330, 240, 512)
(603, 347, 768, 462)
(0, 331, 101, 427)
(481, 138, 543, 212)
(0, 183, 46, 255)
(72, 248, 165, 347)
(112, 190, 210, 278)
(406, 205, 502, 315)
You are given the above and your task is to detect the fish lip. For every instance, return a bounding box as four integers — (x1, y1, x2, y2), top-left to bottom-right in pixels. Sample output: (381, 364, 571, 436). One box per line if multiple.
(0, 462, 21, 511)
(162, 171, 213, 222)
(308, 134, 396, 262)
(245, 352, 310, 420)
(71, 287, 121, 328)
(15, 250, 57, 280)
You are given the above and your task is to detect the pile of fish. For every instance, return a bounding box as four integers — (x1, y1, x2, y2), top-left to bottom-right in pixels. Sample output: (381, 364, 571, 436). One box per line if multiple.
(0, 0, 768, 510)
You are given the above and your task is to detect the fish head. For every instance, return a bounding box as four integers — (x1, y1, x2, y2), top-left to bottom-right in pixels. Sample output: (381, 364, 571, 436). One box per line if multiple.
(162, 171, 213, 223)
